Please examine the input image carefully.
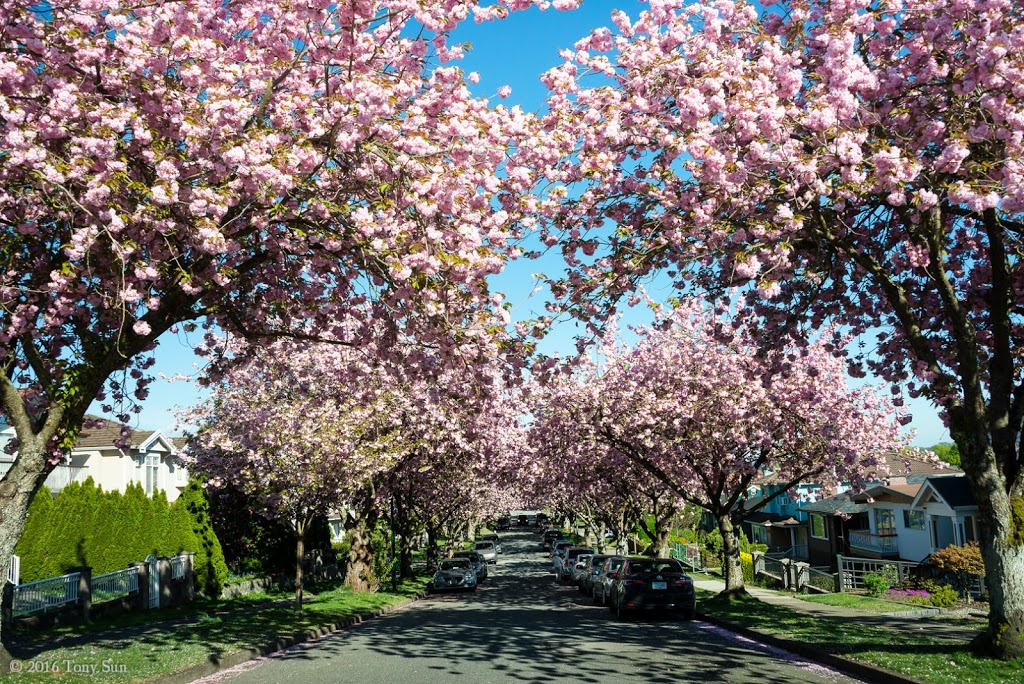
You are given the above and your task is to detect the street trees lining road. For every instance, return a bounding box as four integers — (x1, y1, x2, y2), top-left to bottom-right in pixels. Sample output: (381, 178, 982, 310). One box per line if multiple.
(201, 531, 868, 684)
(529, 301, 906, 595)
(509, 0, 1024, 657)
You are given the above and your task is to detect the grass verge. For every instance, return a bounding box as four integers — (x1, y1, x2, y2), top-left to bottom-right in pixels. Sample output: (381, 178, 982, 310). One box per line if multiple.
(4, 579, 426, 683)
(798, 592, 930, 613)
(696, 589, 1020, 684)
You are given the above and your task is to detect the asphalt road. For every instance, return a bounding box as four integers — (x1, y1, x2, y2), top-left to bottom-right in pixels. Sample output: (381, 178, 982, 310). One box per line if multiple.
(196, 531, 868, 684)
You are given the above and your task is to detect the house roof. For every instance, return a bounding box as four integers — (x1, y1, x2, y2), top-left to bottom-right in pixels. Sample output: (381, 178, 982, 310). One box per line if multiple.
(885, 452, 961, 479)
(745, 511, 805, 527)
(911, 475, 977, 510)
(851, 483, 922, 505)
(73, 415, 177, 454)
(799, 493, 867, 516)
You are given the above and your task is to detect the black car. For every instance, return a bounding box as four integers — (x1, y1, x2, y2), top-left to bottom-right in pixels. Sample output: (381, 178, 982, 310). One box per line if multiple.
(608, 557, 696, 620)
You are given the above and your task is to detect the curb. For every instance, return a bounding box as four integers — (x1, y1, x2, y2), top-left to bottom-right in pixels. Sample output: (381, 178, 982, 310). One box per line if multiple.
(695, 611, 932, 684)
(152, 593, 426, 684)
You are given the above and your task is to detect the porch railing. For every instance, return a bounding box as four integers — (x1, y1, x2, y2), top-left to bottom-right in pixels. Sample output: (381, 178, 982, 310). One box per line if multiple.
(848, 530, 899, 555)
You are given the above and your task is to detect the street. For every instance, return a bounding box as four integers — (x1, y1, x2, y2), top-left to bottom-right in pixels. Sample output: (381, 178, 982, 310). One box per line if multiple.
(197, 532, 867, 684)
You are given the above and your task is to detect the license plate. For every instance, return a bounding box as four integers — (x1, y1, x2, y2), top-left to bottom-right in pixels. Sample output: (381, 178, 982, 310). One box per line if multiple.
(651, 581, 667, 590)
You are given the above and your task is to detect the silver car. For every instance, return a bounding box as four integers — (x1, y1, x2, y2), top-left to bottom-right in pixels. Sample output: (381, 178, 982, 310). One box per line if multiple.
(474, 540, 498, 564)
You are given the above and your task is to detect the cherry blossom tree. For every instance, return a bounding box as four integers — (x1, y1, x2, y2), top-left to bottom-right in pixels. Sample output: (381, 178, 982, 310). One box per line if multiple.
(510, 0, 1024, 657)
(531, 301, 904, 594)
(0, 0, 565, 645)
(182, 338, 415, 608)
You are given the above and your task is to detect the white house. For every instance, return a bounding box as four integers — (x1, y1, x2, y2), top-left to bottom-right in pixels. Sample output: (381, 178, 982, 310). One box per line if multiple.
(0, 417, 189, 501)
(850, 474, 977, 562)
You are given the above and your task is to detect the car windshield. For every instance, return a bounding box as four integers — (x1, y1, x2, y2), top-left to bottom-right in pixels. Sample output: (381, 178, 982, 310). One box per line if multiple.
(475, 542, 493, 549)
(567, 548, 594, 559)
(454, 552, 479, 561)
(440, 561, 469, 571)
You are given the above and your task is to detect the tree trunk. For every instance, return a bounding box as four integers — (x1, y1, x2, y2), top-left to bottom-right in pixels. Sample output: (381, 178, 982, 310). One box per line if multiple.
(717, 513, 747, 596)
(0, 418, 65, 665)
(958, 433, 1024, 659)
(425, 525, 440, 570)
(293, 515, 309, 611)
(342, 507, 379, 593)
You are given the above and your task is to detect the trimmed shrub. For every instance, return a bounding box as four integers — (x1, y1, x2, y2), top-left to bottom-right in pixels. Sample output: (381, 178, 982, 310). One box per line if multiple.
(174, 482, 229, 598)
(930, 584, 959, 608)
(864, 572, 889, 597)
(740, 551, 754, 584)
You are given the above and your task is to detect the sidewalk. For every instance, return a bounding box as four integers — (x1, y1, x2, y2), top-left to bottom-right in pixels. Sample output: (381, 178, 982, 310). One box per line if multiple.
(691, 577, 986, 684)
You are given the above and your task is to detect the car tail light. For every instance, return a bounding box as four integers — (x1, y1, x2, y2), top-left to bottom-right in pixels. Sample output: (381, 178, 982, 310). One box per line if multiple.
(674, 579, 693, 587)
(623, 579, 645, 587)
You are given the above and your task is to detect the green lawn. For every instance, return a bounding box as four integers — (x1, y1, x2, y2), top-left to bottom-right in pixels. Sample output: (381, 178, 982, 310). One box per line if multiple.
(799, 591, 928, 613)
(5, 580, 426, 683)
(697, 590, 1019, 684)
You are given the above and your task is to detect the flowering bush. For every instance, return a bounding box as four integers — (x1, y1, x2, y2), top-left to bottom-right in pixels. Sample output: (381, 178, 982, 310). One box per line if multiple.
(886, 588, 932, 606)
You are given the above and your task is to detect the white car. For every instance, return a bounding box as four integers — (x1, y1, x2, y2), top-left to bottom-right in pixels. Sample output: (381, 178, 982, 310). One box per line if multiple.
(474, 540, 498, 564)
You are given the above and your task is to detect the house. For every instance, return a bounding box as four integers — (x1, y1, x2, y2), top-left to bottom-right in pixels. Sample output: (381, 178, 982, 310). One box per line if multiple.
(0, 417, 189, 501)
(849, 474, 978, 563)
(752, 452, 957, 569)
(797, 492, 869, 569)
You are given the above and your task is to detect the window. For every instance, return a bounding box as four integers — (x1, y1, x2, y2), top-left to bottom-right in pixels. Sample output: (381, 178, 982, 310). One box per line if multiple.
(903, 509, 925, 530)
(141, 453, 160, 496)
(874, 508, 896, 534)
(752, 525, 768, 545)
(810, 514, 829, 540)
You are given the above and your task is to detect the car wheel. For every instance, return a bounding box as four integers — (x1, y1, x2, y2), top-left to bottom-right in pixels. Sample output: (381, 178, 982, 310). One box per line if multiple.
(680, 609, 695, 621)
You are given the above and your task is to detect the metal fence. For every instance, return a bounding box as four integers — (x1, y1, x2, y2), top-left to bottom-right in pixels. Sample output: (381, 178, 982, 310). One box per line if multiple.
(12, 572, 81, 617)
(803, 566, 836, 594)
(837, 555, 920, 591)
(91, 567, 140, 604)
(170, 555, 186, 580)
(671, 543, 704, 572)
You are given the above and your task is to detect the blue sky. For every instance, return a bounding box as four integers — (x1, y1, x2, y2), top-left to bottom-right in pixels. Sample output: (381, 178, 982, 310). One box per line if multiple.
(123, 1, 951, 447)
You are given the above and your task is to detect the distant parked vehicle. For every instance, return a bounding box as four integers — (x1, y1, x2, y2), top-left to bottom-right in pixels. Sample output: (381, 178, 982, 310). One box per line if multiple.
(480, 533, 502, 553)
(474, 540, 498, 564)
(578, 554, 613, 596)
(571, 554, 593, 584)
(608, 557, 695, 620)
(593, 556, 627, 605)
(452, 551, 489, 582)
(432, 559, 477, 591)
(557, 546, 595, 581)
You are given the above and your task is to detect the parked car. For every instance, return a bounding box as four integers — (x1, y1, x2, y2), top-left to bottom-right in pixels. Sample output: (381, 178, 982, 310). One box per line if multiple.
(557, 546, 595, 581)
(432, 558, 477, 591)
(474, 540, 498, 564)
(452, 550, 489, 582)
(593, 555, 627, 605)
(578, 554, 613, 596)
(480, 533, 502, 553)
(571, 554, 593, 584)
(495, 517, 511, 531)
(542, 529, 566, 550)
(608, 557, 696, 620)
(550, 540, 575, 573)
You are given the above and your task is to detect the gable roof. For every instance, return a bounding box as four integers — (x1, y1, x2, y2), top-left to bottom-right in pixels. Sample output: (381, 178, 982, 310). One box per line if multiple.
(910, 475, 977, 510)
(851, 483, 922, 505)
(72, 415, 175, 453)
